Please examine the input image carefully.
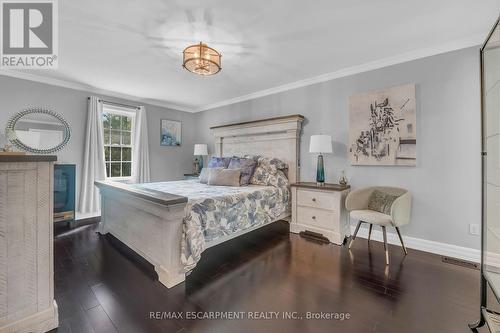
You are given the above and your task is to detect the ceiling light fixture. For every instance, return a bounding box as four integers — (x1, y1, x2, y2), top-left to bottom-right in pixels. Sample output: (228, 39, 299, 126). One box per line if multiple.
(183, 42, 222, 76)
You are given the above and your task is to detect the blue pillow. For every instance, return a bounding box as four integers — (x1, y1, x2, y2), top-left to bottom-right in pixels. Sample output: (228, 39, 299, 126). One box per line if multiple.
(228, 157, 257, 185)
(207, 156, 231, 168)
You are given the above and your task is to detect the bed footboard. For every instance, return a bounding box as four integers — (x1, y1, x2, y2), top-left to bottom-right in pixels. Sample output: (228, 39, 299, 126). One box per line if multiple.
(95, 181, 188, 288)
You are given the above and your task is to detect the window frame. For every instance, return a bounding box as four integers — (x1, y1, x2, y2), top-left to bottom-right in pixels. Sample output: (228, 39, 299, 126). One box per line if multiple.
(102, 105, 136, 180)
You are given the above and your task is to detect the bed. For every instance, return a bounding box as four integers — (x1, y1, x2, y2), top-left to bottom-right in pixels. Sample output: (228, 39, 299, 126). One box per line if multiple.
(95, 114, 304, 288)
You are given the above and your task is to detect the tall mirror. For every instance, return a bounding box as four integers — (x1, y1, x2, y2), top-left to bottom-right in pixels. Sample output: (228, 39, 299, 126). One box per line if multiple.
(478, 15, 500, 327)
(469, 17, 500, 332)
(6, 109, 71, 154)
(484, 21, 500, 288)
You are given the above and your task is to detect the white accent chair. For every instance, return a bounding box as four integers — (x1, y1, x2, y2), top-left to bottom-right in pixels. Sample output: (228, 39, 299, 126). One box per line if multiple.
(345, 186, 412, 265)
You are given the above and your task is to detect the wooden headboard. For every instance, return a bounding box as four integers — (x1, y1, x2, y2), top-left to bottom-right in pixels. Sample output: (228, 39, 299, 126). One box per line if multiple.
(210, 115, 304, 183)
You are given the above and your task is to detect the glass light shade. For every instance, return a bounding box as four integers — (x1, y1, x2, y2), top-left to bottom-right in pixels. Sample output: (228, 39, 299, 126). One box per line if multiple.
(183, 42, 221, 76)
(309, 135, 333, 153)
(193, 144, 208, 156)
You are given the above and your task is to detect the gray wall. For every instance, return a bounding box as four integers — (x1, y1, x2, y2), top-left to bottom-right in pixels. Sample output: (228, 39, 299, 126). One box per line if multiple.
(0, 46, 481, 249)
(0, 76, 198, 215)
(195, 47, 481, 249)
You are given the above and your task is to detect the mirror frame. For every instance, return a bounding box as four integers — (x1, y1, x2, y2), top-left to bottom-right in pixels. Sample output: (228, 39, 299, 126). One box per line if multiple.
(6, 108, 71, 154)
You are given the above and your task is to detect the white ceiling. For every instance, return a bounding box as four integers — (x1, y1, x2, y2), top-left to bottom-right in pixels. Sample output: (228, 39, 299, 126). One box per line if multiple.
(4, 0, 500, 112)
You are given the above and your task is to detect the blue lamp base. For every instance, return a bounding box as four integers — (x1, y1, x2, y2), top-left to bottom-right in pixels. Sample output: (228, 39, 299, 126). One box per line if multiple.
(198, 156, 204, 172)
(316, 154, 325, 186)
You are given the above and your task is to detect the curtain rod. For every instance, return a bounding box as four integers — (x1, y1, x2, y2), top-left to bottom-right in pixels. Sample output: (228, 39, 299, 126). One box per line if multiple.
(87, 97, 140, 110)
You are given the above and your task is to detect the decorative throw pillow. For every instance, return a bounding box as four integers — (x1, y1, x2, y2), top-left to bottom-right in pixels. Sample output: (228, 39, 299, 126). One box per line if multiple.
(251, 167, 289, 188)
(207, 168, 241, 186)
(228, 157, 257, 185)
(367, 190, 400, 215)
(269, 169, 289, 188)
(250, 157, 288, 185)
(207, 156, 231, 168)
(257, 157, 288, 174)
(243, 154, 261, 163)
(199, 167, 210, 184)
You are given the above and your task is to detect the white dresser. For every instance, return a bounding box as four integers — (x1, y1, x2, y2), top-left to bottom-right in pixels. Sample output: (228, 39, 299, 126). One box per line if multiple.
(0, 155, 58, 333)
(290, 182, 350, 245)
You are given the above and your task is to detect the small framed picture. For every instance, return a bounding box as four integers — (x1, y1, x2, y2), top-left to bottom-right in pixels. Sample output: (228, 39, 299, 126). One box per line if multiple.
(160, 119, 181, 146)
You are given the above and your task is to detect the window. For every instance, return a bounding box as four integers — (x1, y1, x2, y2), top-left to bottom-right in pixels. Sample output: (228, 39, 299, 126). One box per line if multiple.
(102, 106, 135, 179)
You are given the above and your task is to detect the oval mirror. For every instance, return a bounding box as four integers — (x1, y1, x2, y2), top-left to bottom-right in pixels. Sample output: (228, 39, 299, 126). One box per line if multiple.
(6, 108, 71, 154)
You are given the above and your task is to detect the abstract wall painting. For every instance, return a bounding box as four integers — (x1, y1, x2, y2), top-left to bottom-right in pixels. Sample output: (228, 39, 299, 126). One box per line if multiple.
(160, 119, 181, 146)
(349, 84, 416, 166)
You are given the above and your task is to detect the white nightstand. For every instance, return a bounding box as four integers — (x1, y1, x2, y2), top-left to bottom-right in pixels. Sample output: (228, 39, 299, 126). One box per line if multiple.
(290, 182, 350, 245)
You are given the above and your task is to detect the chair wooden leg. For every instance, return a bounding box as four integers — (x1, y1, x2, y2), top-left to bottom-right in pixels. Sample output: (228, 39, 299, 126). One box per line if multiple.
(395, 227, 408, 255)
(367, 224, 373, 242)
(382, 226, 389, 265)
(349, 221, 363, 249)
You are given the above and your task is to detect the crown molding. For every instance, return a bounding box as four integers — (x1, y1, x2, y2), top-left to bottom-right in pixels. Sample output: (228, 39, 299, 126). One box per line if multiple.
(195, 34, 484, 112)
(0, 33, 484, 114)
(0, 70, 194, 112)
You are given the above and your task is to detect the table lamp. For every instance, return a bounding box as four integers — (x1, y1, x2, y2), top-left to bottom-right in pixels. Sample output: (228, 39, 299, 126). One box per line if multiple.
(194, 144, 208, 172)
(309, 135, 333, 186)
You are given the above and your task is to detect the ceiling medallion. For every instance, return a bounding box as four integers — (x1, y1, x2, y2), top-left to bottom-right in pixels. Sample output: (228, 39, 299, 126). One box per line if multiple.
(182, 42, 222, 76)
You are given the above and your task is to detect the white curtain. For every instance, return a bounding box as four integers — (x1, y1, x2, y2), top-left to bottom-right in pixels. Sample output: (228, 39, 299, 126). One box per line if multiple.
(78, 96, 106, 217)
(132, 106, 150, 183)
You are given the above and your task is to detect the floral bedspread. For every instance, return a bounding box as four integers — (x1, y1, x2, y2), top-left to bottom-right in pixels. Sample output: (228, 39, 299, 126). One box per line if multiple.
(133, 179, 290, 271)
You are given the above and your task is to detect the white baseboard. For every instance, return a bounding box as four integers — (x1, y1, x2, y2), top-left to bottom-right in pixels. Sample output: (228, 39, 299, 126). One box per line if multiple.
(75, 212, 100, 221)
(73, 211, 482, 263)
(485, 251, 500, 269)
(350, 225, 481, 263)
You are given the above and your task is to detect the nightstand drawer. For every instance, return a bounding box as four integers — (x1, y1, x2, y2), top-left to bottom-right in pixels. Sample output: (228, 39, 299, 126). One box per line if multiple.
(297, 189, 337, 210)
(297, 206, 338, 231)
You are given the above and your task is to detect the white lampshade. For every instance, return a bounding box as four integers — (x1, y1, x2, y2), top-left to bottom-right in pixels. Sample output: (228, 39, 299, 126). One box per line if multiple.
(194, 144, 208, 156)
(309, 135, 333, 154)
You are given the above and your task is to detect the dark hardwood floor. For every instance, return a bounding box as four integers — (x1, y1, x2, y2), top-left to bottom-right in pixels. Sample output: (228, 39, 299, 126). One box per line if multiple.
(51, 221, 481, 333)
